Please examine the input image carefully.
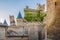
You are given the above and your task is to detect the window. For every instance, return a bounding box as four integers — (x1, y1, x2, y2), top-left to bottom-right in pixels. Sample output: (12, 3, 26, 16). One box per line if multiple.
(55, 2, 57, 6)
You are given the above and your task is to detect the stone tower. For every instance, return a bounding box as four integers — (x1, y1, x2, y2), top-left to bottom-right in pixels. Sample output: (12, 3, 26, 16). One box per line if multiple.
(10, 15, 15, 26)
(45, 0, 60, 40)
(45, 0, 56, 27)
(16, 11, 23, 26)
(37, 4, 44, 11)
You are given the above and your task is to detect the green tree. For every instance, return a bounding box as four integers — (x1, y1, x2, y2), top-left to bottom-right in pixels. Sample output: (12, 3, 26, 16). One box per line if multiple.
(36, 11, 46, 22)
(24, 11, 46, 22)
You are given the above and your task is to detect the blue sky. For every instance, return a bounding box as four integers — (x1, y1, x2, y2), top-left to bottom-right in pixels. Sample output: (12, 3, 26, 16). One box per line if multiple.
(0, 0, 46, 25)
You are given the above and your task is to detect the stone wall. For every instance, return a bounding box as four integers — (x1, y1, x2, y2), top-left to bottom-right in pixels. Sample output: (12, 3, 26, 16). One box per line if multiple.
(0, 27, 6, 40)
(44, 0, 56, 40)
(45, 0, 60, 40)
(6, 37, 28, 40)
(0, 22, 44, 40)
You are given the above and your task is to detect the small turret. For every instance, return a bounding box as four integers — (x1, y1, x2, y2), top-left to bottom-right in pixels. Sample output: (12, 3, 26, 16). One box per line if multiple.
(26, 6, 29, 9)
(16, 11, 23, 26)
(10, 15, 15, 26)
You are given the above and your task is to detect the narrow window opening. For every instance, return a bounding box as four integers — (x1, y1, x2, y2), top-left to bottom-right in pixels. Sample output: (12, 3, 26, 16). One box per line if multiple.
(55, 2, 57, 6)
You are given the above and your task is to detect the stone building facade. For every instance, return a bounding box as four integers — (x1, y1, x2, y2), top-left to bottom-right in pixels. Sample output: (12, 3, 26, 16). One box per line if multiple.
(0, 3, 45, 40)
(7, 12, 43, 40)
(0, 12, 44, 40)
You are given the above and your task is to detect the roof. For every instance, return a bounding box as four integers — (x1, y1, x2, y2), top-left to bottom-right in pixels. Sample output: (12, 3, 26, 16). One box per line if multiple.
(3, 19, 8, 25)
(17, 11, 22, 19)
(0, 23, 8, 27)
(0, 20, 8, 27)
(0, 19, 9, 27)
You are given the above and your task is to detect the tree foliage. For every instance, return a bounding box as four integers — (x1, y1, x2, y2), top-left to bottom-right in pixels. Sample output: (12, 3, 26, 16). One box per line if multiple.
(24, 11, 46, 22)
